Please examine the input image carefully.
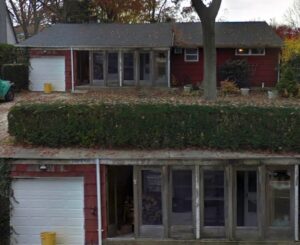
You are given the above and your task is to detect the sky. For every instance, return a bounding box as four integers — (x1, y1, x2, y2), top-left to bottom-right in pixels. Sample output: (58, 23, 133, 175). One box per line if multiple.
(183, 0, 295, 24)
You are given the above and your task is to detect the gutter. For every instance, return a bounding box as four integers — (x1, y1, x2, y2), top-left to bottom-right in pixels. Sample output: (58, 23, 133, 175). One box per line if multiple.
(96, 158, 102, 245)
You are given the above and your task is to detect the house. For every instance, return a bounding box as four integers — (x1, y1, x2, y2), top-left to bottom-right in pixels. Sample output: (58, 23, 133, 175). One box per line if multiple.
(18, 22, 282, 92)
(8, 22, 297, 245)
(0, 0, 17, 44)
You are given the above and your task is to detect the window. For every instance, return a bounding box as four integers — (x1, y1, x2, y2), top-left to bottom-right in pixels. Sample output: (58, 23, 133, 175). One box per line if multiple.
(171, 170, 193, 225)
(184, 48, 199, 62)
(141, 170, 162, 225)
(174, 47, 183, 54)
(236, 171, 257, 227)
(268, 169, 291, 227)
(203, 170, 225, 226)
(235, 48, 265, 56)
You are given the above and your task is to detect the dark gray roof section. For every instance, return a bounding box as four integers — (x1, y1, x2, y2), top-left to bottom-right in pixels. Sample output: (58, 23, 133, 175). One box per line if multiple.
(18, 21, 283, 48)
(174, 22, 283, 48)
(18, 23, 173, 48)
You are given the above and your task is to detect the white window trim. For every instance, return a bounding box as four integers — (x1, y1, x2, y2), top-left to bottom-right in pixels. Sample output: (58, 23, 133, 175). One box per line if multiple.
(184, 48, 199, 62)
(235, 48, 266, 56)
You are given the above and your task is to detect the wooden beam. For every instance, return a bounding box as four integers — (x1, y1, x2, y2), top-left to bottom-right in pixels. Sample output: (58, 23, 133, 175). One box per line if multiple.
(162, 166, 169, 238)
(104, 51, 107, 86)
(119, 50, 123, 87)
(167, 49, 171, 88)
(195, 165, 200, 239)
(258, 165, 266, 239)
(134, 50, 140, 86)
(295, 164, 299, 241)
(150, 50, 155, 86)
(226, 165, 234, 240)
(133, 166, 139, 237)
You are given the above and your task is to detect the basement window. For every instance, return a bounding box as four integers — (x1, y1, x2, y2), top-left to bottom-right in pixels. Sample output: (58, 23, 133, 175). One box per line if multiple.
(184, 48, 199, 62)
(235, 48, 265, 56)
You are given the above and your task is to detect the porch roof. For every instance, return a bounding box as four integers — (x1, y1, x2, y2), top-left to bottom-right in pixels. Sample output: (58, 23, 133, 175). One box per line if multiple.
(18, 22, 283, 49)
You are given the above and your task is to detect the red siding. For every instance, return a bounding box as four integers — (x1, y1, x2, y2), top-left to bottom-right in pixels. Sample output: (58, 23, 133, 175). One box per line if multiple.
(29, 49, 78, 91)
(171, 48, 280, 87)
(11, 163, 107, 244)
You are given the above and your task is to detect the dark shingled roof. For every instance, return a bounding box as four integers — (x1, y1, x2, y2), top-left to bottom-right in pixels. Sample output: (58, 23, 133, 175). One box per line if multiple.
(18, 23, 173, 48)
(174, 22, 283, 48)
(18, 22, 282, 48)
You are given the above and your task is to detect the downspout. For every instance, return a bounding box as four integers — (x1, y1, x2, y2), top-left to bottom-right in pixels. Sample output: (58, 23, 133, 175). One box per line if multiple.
(96, 158, 102, 245)
(71, 47, 75, 92)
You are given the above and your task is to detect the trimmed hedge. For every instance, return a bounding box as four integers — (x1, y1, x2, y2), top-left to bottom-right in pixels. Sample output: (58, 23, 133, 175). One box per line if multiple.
(0, 160, 11, 245)
(2, 64, 29, 91)
(8, 103, 300, 152)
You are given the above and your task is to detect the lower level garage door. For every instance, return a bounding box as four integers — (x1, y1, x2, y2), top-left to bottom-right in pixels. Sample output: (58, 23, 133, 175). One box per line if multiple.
(11, 178, 84, 245)
(29, 57, 66, 91)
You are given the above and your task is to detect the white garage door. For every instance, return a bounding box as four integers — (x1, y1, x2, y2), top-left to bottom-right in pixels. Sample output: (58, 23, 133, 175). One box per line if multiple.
(29, 57, 66, 91)
(11, 178, 84, 245)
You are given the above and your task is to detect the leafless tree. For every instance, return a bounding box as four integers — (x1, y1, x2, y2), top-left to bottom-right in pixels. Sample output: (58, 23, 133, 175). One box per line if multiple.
(6, 0, 45, 39)
(285, 0, 300, 28)
(191, 0, 222, 100)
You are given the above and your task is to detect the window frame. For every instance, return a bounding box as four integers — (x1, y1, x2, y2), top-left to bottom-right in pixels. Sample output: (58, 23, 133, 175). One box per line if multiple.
(174, 47, 183, 54)
(184, 48, 199, 62)
(235, 48, 266, 56)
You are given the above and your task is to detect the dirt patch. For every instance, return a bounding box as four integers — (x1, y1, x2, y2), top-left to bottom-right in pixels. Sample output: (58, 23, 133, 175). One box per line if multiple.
(11, 88, 300, 107)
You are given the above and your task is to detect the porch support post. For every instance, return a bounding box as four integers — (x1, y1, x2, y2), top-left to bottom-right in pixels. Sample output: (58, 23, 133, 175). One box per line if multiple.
(295, 164, 299, 241)
(162, 166, 169, 238)
(70, 47, 75, 92)
(150, 50, 155, 86)
(96, 159, 102, 245)
(226, 164, 234, 240)
(134, 50, 140, 86)
(89, 51, 93, 85)
(195, 165, 200, 239)
(133, 166, 139, 238)
(258, 165, 266, 239)
(104, 51, 107, 86)
(119, 50, 123, 87)
(167, 49, 171, 88)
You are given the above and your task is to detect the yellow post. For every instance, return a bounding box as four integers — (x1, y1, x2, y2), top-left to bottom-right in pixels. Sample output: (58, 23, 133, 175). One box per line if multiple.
(40, 232, 56, 245)
(44, 83, 53, 94)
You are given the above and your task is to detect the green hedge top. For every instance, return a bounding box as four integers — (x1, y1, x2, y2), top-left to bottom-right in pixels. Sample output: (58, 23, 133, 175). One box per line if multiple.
(8, 103, 300, 152)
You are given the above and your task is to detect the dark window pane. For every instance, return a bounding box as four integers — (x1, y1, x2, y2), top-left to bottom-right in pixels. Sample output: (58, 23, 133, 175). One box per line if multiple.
(140, 53, 150, 80)
(124, 53, 134, 80)
(142, 170, 162, 225)
(237, 171, 258, 227)
(93, 52, 104, 80)
(204, 170, 224, 226)
(108, 52, 118, 80)
(268, 170, 291, 227)
(171, 170, 193, 225)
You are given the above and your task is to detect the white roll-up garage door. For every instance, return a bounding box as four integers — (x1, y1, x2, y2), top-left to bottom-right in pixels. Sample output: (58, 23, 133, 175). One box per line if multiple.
(29, 57, 66, 91)
(11, 178, 84, 245)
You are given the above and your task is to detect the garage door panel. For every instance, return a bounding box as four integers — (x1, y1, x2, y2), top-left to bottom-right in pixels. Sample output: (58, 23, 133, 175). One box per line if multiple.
(29, 57, 66, 92)
(11, 178, 84, 245)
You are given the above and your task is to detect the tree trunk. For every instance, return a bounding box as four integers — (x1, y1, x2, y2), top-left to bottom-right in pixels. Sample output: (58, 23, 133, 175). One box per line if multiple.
(191, 0, 221, 101)
(202, 19, 217, 100)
